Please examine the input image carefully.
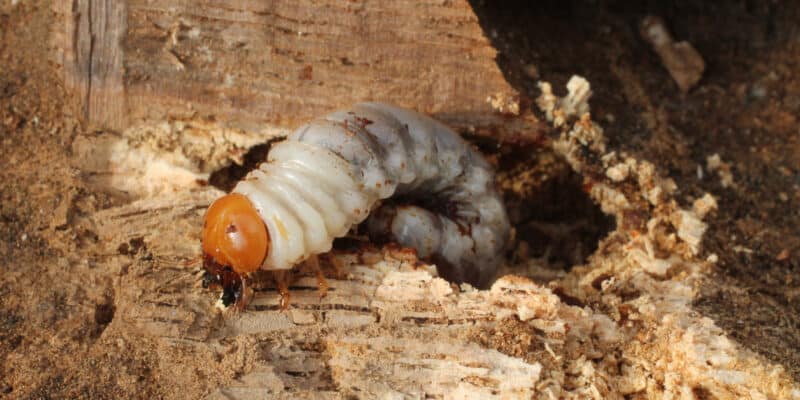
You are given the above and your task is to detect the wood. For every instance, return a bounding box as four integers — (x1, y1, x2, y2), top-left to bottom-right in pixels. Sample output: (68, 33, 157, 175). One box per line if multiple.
(640, 16, 705, 93)
(56, 0, 535, 136)
(59, 0, 128, 129)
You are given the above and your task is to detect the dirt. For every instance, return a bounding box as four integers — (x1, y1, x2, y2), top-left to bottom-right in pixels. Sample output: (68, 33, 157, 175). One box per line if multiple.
(472, 0, 800, 380)
(0, 0, 798, 398)
(0, 3, 164, 398)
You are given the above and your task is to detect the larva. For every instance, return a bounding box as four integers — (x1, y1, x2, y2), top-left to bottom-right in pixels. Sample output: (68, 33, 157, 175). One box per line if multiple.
(201, 103, 511, 308)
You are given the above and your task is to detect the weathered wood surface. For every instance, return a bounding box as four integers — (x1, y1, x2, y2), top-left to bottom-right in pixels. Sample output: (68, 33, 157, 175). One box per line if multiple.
(59, 0, 128, 128)
(86, 188, 579, 398)
(56, 0, 533, 136)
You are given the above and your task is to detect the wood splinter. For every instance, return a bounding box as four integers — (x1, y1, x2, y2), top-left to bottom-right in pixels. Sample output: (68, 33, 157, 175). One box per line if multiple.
(640, 15, 705, 93)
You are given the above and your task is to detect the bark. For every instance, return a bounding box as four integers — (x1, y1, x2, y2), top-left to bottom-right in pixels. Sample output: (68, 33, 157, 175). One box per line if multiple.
(56, 0, 540, 138)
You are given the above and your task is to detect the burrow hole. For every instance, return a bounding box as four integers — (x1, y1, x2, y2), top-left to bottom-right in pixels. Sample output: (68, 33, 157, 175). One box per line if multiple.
(470, 134, 616, 281)
(92, 300, 116, 339)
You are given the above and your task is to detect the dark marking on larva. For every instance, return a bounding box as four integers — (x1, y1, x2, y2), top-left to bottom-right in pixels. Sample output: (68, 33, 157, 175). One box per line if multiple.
(341, 121, 357, 137)
(354, 116, 373, 127)
(225, 224, 238, 234)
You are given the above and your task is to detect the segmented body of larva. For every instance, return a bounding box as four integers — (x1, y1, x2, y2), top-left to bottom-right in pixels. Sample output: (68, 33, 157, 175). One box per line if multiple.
(201, 103, 511, 308)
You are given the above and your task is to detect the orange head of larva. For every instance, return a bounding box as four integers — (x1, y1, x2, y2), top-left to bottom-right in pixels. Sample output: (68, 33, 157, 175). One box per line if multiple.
(201, 193, 269, 307)
(202, 193, 269, 274)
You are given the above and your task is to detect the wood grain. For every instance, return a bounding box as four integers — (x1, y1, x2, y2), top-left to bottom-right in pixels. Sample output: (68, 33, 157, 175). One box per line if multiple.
(57, 0, 538, 137)
(59, 0, 128, 130)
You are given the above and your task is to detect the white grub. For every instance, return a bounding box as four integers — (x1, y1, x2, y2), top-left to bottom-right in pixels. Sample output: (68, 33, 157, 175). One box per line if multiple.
(640, 16, 705, 92)
(235, 103, 511, 288)
(706, 153, 736, 188)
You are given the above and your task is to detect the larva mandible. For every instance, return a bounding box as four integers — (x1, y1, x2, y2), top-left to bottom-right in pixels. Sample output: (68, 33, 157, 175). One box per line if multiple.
(201, 103, 511, 309)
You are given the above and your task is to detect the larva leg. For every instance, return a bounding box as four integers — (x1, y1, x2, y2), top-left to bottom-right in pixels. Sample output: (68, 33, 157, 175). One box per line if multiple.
(273, 270, 291, 310)
(316, 269, 328, 299)
(304, 255, 329, 299)
(234, 276, 254, 311)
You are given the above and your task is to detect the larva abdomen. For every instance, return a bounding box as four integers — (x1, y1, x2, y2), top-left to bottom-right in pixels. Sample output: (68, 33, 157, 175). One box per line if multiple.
(233, 103, 510, 288)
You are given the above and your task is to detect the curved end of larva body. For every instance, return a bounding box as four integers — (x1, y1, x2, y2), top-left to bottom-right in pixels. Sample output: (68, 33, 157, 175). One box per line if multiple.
(438, 237, 509, 289)
(367, 202, 511, 290)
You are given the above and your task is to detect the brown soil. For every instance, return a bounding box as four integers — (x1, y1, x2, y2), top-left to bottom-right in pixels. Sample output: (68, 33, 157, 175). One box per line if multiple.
(0, 0, 798, 398)
(473, 0, 800, 380)
(0, 3, 164, 398)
